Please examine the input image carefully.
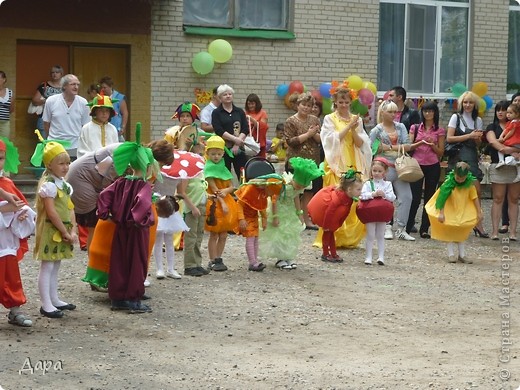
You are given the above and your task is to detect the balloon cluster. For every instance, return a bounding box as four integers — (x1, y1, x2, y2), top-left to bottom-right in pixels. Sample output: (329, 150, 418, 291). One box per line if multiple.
(450, 81, 493, 116)
(192, 39, 233, 75)
(275, 75, 377, 116)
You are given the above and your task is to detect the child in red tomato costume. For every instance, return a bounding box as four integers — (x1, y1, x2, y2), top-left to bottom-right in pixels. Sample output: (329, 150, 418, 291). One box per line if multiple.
(307, 169, 362, 263)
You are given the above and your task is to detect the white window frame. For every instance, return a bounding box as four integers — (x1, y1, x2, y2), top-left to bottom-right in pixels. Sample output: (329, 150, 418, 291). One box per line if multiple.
(378, 0, 471, 97)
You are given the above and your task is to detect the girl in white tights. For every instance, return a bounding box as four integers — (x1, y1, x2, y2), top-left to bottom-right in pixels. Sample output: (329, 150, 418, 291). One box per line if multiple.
(360, 159, 396, 265)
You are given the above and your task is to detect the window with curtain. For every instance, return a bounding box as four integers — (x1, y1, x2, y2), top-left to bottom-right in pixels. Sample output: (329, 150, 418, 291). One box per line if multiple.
(378, 0, 469, 95)
(183, 0, 290, 31)
(508, 0, 520, 93)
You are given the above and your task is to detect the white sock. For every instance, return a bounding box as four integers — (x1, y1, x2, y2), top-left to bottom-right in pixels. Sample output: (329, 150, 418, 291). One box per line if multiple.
(447, 242, 455, 257)
(153, 231, 165, 273)
(164, 233, 175, 273)
(365, 223, 376, 261)
(50, 261, 68, 307)
(375, 222, 386, 262)
(458, 242, 466, 258)
(38, 261, 56, 312)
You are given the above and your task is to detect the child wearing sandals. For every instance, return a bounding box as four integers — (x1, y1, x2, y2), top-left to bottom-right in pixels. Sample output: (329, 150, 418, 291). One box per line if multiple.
(0, 138, 37, 327)
(307, 169, 362, 263)
(360, 158, 396, 266)
(235, 170, 284, 272)
(259, 157, 323, 270)
(204, 135, 240, 272)
(153, 195, 189, 279)
(32, 135, 78, 319)
(425, 161, 482, 264)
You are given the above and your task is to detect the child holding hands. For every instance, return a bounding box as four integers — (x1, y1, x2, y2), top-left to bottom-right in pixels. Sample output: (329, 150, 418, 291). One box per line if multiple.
(359, 158, 396, 265)
(259, 157, 323, 269)
(425, 162, 482, 264)
(235, 171, 284, 271)
(32, 134, 78, 318)
(204, 135, 239, 272)
(307, 169, 362, 263)
(0, 138, 36, 327)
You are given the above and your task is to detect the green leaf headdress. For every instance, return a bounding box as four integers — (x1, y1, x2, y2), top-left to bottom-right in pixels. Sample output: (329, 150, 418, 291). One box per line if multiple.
(113, 122, 159, 180)
(30, 130, 71, 167)
(0, 136, 20, 174)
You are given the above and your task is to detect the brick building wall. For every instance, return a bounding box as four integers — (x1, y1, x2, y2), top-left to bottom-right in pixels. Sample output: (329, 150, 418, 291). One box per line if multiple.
(150, 0, 380, 139)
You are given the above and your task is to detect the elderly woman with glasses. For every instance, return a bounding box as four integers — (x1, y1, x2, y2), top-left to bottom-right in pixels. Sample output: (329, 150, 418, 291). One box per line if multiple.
(369, 100, 425, 241)
(405, 101, 446, 238)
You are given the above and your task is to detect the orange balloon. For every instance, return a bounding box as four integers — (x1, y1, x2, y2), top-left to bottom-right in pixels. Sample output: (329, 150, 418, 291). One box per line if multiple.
(284, 93, 296, 109)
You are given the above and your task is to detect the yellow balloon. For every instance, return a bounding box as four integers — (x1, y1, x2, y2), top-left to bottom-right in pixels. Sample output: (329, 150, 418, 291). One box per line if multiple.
(478, 98, 486, 115)
(363, 81, 377, 95)
(472, 81, 488, 97)
(346, 75, 363, 91)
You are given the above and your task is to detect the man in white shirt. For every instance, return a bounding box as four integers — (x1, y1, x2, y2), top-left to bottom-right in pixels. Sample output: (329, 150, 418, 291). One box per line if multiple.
(43, 74, 90, 159)
(199, 86, 220, 133)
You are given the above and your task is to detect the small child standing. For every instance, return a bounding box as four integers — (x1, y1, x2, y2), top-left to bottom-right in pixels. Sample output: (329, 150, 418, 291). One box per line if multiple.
(164, 102, 201, 150)
(496, 103, 520, 182)
(359, 158, 396, 266)
(235, 172, 284, 271)
(307, 170, 362, 263)
(153, 195, 188, 279)
(204, 135, 239, 272)
(77, 94, 119, 158)
(425, 162, 482, 264)
(0, 138, 37, 327)
(259, 157, 323, 269)
(269, 123, 288, 162)
(177, 141, 210, 277)
(97, 124, 157, 313)
(32, 138, 78, 319)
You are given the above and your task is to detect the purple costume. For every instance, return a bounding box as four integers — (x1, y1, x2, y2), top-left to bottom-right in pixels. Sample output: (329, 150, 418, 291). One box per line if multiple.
(97, 177, 154, 302)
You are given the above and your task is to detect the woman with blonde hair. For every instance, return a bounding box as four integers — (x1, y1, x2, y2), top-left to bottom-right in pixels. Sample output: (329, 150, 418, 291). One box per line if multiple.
(445, 90, 488, 237)
(316, 84, 372, 248)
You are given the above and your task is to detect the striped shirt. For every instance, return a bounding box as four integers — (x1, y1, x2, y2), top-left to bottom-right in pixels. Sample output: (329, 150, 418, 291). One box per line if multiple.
(0, 88, 12, 121)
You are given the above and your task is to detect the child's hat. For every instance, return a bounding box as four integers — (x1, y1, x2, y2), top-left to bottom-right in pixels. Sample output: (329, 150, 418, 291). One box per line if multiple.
(373, 156, 391, 167)
(113, 122, 158, 179)
(205, 135, 225, 151)
(0, 137, 21, 174)
(171, 102, 201, 121)
(30, 130, 71, 167)
(289, 157, 324, 187)
(87, 93, 118, 118)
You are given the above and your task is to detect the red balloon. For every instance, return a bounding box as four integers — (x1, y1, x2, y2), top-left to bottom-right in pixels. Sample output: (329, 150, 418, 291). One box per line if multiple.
(288, 80, 304, 95)
(383, 90, 391, 100)
(310, 89, 322, 104)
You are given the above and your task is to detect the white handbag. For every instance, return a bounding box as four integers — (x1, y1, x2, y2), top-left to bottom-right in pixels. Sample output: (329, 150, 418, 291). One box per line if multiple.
(244, 117, 261, 157)
(395, 144, 424, 182)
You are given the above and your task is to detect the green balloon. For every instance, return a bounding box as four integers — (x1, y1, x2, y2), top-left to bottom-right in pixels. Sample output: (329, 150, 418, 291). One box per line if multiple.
(322, 97, 333, 115)
(208, 39, 233, 63)
(192, 52, 215, 75)
(451, 83, 467, 97)
(351, 99, 368, 116)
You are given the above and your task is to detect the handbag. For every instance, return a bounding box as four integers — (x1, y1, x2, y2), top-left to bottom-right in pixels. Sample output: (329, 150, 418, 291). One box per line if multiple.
(244, 117, 261, 157)
(395, 144, 424, 182)
(356, 181, 394, 224)
(27, 102, 43, 115)
(444, 114, 467, 158)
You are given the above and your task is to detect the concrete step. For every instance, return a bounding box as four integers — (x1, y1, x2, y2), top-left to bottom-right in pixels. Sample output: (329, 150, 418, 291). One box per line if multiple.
(11, 173, 39, 201)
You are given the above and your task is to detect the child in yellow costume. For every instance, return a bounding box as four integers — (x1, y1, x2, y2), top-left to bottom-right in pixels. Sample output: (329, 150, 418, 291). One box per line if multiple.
(425, 162, 482, 264)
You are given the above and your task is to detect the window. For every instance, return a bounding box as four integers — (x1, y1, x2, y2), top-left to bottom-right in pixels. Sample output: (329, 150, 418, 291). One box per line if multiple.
(183, 0, 294, 39)
(378, 0, 470, 96)
(508, 0, 520, 93)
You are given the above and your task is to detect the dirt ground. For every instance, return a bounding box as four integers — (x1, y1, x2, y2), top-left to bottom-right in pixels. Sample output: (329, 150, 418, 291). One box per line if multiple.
(1, 198, 519, 390)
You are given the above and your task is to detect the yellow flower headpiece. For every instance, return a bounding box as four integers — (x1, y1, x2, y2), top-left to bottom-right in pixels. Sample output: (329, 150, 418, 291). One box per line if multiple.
(329, 80, 358, 101)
